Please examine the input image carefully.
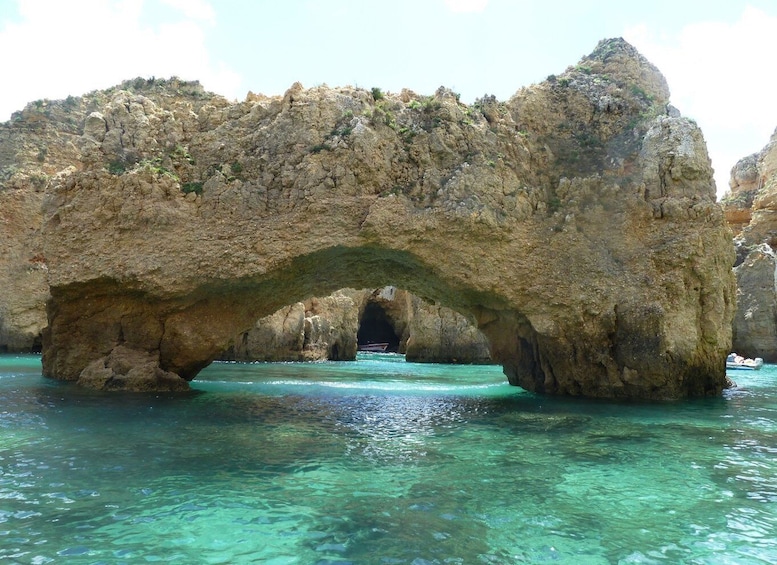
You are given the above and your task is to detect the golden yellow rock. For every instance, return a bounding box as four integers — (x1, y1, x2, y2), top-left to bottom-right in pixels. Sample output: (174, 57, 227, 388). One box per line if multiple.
(0, 40, 735, 398)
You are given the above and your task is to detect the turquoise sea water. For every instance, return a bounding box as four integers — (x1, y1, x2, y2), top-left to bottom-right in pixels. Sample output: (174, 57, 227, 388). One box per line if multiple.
(1, 353, 776, 564)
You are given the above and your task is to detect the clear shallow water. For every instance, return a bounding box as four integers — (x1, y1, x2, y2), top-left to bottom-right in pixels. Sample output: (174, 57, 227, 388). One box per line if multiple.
(1, 354, 776, 564)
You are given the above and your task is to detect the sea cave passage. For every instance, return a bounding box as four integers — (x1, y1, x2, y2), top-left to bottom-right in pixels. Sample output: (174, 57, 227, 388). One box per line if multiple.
(357, 301, 401, 353)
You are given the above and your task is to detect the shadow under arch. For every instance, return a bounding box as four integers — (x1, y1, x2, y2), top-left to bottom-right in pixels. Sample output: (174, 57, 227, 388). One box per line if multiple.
(41, 234, 732, 399)
(218, 283, 492, 363)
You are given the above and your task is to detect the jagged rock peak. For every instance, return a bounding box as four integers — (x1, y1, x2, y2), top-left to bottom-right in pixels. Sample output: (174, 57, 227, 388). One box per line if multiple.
(547, 37, 670, 105)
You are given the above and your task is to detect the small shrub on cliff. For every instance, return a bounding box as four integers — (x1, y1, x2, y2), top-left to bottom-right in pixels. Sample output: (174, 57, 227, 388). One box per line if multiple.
(139, 158, 179, 181)
(574, 130, 602, 149)
(398, 126, 417, 143)
(421, 96, 441, 113)
(371, 87, 384, 101)
(181, 181, 203, 195)
(368, 103, 396, 129)
(310, 143, 331, 153)
(630, 84, 654, 102)
(170, 144, 195, 165)
(107, 161, 126, 175)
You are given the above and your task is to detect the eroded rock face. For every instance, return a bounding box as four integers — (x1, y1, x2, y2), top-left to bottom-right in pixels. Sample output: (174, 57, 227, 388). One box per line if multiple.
(219, 287, 492, 364)
(224, 290, 361, 362)
(404, 293, 492, 364)
(722, 128, 777, 361)
(222, 301, 308, 362)
(732, 244, 777, 360)
(722, 154, 759, 235)
(1, 39, 735, 398)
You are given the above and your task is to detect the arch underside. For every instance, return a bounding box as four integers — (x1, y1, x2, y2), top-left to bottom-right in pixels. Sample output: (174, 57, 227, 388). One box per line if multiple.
(42, 242, 728, 399)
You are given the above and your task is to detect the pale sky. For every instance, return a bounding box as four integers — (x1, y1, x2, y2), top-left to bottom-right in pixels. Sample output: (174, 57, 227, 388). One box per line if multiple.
(2, 0, 776, 199)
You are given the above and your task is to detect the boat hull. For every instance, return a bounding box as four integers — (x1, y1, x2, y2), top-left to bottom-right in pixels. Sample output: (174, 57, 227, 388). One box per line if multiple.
(726, 358, 764, 370)
(358, 343, 389, 352)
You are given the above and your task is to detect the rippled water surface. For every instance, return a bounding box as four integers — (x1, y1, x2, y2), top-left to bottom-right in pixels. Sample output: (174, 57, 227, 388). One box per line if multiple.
(1, 354, 776, 564)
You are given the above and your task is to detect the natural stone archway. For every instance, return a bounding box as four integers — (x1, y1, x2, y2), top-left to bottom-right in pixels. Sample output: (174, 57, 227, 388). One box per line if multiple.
(12, 38, 735, 399)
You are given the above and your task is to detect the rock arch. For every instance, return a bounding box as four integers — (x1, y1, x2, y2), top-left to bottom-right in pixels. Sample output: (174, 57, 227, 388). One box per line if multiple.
(16, 38, 735, 399)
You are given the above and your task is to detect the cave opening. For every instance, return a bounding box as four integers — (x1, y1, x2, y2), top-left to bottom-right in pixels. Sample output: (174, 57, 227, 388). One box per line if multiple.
(357, 301, 401, 353)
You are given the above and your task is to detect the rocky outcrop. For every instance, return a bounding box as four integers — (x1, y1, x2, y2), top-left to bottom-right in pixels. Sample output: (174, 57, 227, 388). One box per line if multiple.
(722, 154, 760, 235)
(721, 128, 777, 361)
(0, 80, 209, 352)
(731, 244, 777, 360)
(220, 287, 492, 364)
(404, 293, 492, 363)
(222, 301, 308, 362)
(1, 39, 735, 398)
(223, 290, 360, 362)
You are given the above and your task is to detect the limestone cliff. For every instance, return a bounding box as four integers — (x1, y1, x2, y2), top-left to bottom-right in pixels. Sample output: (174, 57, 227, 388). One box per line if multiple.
(0, 79, 213, 352)
(403, 292, 492, 364)
(721, 129, 777, 360)
(0, 39, 736, 399)
(0, 96, 88, 351)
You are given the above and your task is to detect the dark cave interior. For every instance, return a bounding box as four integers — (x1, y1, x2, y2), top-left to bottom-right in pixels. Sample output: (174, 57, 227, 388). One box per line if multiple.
(357, 302, 400, 352)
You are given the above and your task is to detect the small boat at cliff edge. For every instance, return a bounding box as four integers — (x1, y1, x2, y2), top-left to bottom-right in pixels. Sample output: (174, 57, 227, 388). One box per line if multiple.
(726, 353, 764, 370)
(358, 342, 389, 352)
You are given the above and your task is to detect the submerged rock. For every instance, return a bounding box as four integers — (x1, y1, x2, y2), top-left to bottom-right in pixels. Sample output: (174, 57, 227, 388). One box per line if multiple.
(0, 40, 735, 398)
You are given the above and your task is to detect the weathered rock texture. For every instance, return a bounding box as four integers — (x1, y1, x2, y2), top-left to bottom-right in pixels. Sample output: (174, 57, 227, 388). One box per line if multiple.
(0, 38, 735, 398)
(221, 287, 492, 363)
(0, 98, 83, 352)
(402, 290, 492, 363)
(721, 128, 777, 361)
(222, 290, 360, 362)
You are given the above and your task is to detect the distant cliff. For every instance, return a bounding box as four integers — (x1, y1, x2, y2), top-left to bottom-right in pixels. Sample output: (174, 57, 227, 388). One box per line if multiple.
(721, 130, 777, 360)
(0, 39, 735, 398)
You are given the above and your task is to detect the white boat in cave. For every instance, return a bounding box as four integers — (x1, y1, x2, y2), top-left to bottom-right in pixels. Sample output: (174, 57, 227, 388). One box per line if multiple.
(726, 353, 764, 370)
